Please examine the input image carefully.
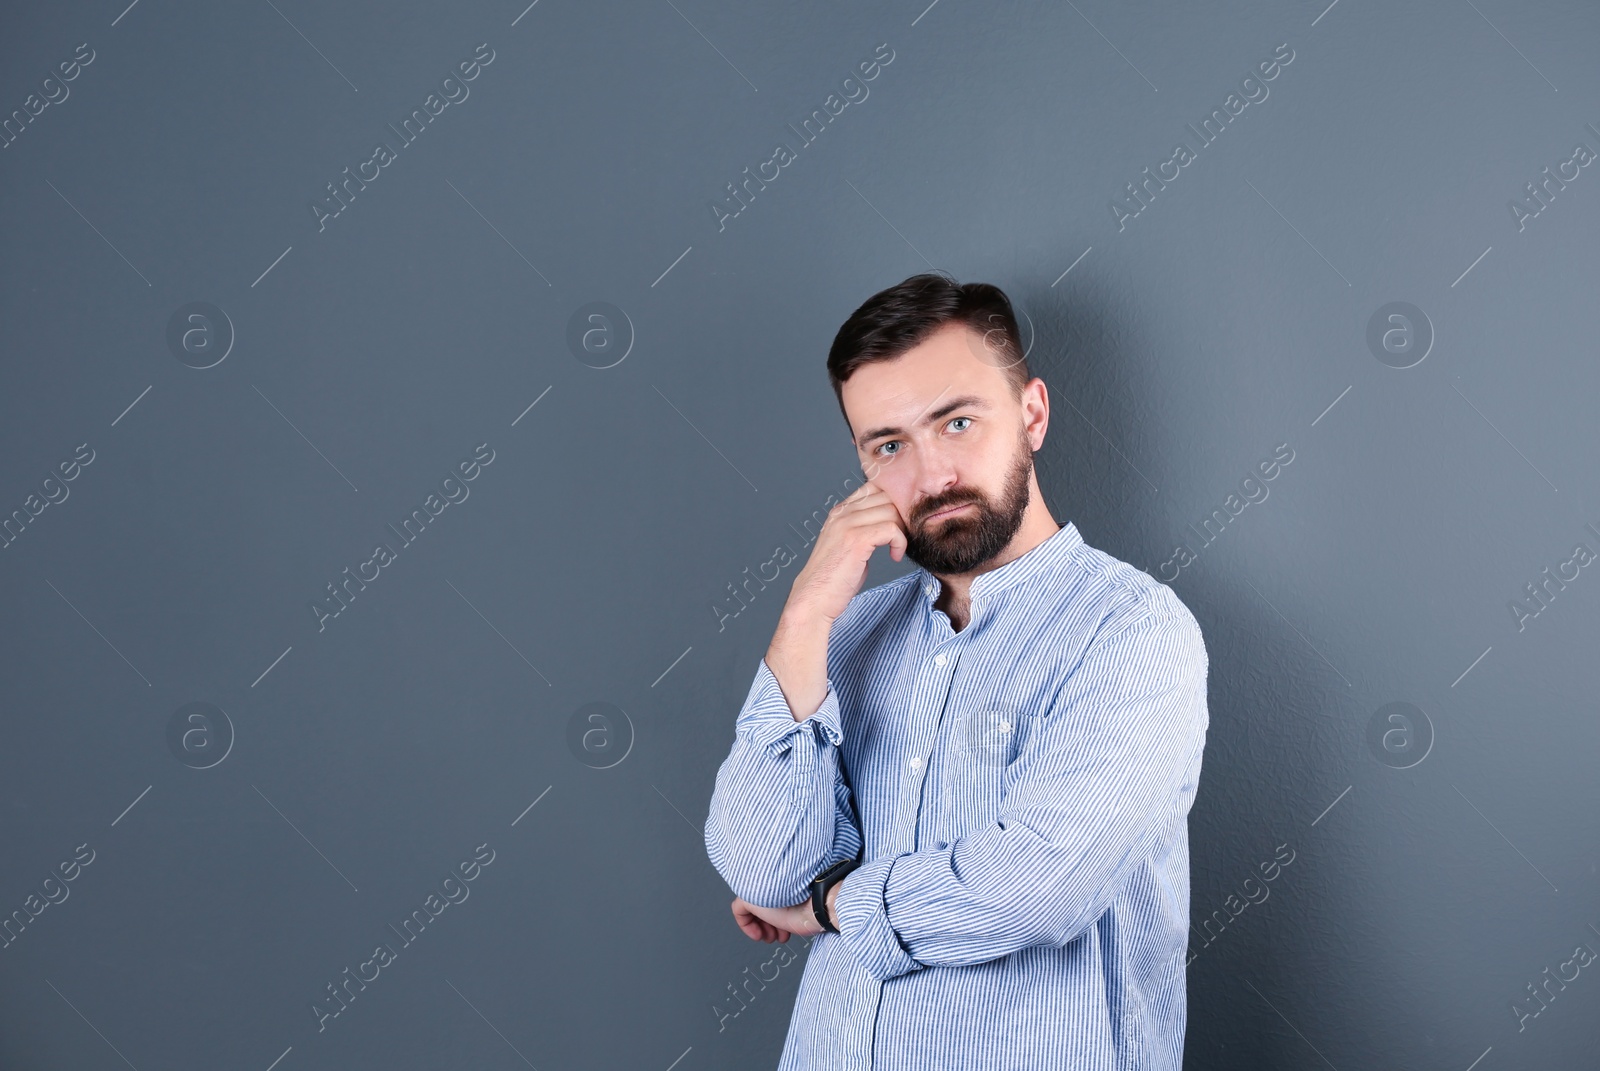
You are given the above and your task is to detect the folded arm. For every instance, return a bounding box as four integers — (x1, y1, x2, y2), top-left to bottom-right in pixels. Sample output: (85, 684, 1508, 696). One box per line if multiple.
(831, 608, 1209, 981)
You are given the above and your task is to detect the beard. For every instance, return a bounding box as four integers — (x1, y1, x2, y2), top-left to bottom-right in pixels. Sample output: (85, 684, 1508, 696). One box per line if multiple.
(904, 431, 1034, 575)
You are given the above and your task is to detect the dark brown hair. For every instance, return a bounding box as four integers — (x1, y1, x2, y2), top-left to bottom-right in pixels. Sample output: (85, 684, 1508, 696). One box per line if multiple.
(826, 271, 1030, 425)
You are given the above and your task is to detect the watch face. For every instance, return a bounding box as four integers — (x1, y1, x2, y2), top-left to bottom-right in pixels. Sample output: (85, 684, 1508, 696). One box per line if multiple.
(822, 857, 857, 882)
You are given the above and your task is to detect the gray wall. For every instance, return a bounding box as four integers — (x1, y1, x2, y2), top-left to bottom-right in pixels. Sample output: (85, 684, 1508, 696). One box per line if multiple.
(2, 0, 1597, 1067)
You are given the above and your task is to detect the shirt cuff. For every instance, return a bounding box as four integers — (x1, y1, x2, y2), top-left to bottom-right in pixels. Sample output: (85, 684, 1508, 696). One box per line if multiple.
(831, 853, 923, 981)
(735, 657, 844, 752)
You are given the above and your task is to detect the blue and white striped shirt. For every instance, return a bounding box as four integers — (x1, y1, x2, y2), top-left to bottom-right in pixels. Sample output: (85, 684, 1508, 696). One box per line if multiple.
(705, 520, 1209, 1070)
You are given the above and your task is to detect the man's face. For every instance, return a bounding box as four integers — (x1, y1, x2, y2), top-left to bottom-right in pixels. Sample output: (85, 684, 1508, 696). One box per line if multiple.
(842, 322, 1043, 576)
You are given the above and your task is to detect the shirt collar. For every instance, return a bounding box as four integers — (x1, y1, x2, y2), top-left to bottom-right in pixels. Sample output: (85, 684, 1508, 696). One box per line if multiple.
(914, 520, 1085, 610)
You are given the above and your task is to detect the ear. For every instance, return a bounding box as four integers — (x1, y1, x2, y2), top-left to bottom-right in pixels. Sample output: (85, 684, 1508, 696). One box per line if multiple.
(1022, 378, 1049, 449)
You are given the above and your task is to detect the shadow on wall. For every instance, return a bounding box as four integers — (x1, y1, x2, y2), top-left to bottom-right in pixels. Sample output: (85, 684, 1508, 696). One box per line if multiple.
(1016, 273, 1359, 1066)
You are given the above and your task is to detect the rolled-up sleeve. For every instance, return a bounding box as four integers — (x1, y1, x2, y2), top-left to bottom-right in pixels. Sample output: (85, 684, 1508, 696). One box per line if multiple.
(705, 657, 863, 909)
(832, 608, 1209, 982)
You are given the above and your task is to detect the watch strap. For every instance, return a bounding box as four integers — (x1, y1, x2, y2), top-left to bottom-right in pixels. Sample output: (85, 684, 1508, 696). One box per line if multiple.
(809, 855, 860, 934)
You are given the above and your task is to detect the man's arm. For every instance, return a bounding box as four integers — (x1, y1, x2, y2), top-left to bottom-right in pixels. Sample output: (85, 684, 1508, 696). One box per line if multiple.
(830, 606, 1209, 982)
(704, 651, 862, 909)
(705, 481, 909, 911)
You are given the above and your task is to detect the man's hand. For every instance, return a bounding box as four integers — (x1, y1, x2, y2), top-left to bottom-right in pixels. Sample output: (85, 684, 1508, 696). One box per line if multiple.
(784, 480, 910, 626)
(731, 895, 830, 942)
(767, 480, 909, 722)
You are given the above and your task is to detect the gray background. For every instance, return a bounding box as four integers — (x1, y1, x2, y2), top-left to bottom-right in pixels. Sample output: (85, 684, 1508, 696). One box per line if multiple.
(2, 0, 1597, 1068)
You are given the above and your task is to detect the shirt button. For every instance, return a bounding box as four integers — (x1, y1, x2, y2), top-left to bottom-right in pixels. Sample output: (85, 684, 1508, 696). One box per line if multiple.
(908, 756, 922, 769)
(933, 653, 948, 667)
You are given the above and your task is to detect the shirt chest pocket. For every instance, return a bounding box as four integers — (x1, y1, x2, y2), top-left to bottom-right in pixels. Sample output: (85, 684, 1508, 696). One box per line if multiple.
(930, 705, 1036, 842)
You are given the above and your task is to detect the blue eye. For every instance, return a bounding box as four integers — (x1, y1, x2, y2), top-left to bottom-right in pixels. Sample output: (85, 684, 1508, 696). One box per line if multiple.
(877, 441, 901, 457)
(949, 417, 972, 432)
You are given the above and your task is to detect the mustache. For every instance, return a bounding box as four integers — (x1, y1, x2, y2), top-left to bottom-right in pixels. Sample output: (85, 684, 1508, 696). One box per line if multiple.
(916, 493, 984, 524)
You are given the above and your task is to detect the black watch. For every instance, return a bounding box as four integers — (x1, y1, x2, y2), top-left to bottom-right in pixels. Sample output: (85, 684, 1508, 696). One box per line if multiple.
(809, 855, 860, 934)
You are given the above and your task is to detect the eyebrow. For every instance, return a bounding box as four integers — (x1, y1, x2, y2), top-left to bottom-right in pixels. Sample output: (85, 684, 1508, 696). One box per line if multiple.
(856, 394, 991, 450)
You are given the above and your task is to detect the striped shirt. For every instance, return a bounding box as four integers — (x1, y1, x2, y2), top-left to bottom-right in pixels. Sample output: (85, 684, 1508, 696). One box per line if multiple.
(705, 520, 1209, 1070)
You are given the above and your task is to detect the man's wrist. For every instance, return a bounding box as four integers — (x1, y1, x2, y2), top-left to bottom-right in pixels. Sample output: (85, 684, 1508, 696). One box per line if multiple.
(809, 855, 857, 934)
(777, 590, 833, 631)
